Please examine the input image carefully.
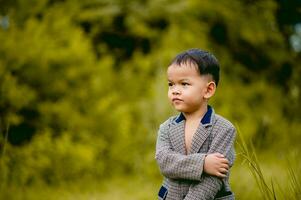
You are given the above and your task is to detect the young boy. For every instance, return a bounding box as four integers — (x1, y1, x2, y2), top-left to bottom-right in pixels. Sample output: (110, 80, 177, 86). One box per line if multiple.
(155, 49, 236, 200)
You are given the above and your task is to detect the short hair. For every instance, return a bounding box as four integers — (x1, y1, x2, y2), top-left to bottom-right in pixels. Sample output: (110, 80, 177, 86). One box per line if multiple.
(170, 48, 220, 86)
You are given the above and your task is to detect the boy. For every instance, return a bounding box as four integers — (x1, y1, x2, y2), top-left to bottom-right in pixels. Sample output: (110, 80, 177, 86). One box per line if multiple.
(155, 49, 236, 200)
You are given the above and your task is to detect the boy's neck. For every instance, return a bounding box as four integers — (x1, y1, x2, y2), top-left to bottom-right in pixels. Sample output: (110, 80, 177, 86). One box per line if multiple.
(182, 103, 208, 122)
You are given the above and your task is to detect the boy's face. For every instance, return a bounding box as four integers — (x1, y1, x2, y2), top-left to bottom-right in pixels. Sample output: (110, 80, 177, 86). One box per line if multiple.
(167, 63, 213, 114)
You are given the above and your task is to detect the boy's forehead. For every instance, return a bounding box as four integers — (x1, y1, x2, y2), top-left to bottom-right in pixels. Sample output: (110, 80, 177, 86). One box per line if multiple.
(167, 63, 212, 81)
(167, 63, 199, 76)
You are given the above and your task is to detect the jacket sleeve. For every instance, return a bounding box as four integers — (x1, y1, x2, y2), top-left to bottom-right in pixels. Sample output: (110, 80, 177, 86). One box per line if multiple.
(155, 120, 205, 181)
(184, 125, 236, 200)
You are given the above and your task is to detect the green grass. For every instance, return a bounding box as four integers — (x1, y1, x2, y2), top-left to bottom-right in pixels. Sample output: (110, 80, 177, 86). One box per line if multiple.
(1, 157, 300, 200)
(1, 125, 300, 200)
(235, 126, 301, 200)
(0, 176, 161, 200)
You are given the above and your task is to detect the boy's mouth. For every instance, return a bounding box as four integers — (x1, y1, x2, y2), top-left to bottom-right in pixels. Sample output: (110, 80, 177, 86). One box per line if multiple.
(172, 98, 183, 102)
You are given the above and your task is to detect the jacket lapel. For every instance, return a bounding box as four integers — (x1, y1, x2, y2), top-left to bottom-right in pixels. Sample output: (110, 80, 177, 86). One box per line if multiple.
(189, 106, 215, 154)
(189, 125, 211, 154)
(169, 120, 186, 155)
(168, 107, 215, 155)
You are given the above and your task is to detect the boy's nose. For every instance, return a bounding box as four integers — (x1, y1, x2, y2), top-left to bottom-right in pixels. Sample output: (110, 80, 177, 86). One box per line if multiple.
(172, 88, 180, 95)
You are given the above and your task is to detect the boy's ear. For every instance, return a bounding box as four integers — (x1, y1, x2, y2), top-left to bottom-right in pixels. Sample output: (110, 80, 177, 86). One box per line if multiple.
(204, 81, 216, 99)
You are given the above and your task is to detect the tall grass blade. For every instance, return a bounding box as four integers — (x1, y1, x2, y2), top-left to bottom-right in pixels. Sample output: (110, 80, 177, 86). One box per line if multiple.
(287, 158, 301, 199)
(236, 125, 276, 200)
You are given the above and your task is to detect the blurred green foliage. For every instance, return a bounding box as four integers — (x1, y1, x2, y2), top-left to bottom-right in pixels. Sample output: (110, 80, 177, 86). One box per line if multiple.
(0, 0, 300, 199)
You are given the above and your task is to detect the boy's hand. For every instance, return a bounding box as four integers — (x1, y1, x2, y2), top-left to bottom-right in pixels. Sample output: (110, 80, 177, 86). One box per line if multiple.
(203, 153, 229, 178)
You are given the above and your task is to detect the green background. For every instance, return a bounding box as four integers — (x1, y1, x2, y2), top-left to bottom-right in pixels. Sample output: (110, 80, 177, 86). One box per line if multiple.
(0, 0, 300, 199)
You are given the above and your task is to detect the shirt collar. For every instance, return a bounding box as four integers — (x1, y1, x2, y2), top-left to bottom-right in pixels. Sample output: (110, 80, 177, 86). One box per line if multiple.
(175, 105, 214, 127)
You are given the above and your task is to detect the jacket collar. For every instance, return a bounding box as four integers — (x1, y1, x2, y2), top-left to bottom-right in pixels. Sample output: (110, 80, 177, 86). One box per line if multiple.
(169, 105, 215, 154)
(174, 105, 214, 127)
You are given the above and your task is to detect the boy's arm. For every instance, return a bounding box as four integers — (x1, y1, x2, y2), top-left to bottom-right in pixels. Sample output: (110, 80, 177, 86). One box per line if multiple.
(184, 126, 236, 200)
(184, 175, 222, 200)
(155, 121, 205, 181)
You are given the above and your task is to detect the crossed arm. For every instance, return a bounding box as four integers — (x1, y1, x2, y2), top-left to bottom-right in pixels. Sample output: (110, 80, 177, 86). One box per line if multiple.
(155, 123, 205, 180)
(155, 120, 236, 199)
(184, 126, 236, 199)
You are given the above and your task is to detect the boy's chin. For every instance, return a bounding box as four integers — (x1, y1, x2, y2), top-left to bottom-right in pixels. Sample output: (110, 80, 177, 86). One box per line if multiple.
(173, 106, 187, 113)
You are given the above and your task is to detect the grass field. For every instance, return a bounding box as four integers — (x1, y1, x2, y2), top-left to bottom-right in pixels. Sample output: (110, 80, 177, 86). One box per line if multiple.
(1, 153, 300, 200)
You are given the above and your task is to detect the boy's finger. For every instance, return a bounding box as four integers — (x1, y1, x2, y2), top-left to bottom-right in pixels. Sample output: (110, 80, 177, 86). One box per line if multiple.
(221, 163, 229, 170)
(219, 168, 228, 174)
(218, 158, 228, 164)
(215, 153, 224, 158)
(216, 172, 227, 178)
(221, 158, 229, 164)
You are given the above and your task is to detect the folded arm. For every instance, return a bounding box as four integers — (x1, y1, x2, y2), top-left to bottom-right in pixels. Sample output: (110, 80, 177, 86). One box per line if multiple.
(155, 118, 235, 183)
(155, 121, 205, 181)
(185, 125, 236, 199)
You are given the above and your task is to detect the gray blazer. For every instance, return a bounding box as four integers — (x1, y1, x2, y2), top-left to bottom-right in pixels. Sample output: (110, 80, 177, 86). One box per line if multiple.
(155, 106, 236, 200)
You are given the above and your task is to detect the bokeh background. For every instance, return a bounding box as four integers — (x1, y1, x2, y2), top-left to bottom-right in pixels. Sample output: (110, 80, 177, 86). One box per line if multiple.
(0, 0, 300, 199)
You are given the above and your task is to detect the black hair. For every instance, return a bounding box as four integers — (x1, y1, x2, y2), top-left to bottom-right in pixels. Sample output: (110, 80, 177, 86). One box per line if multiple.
(170, 48, 220, 86)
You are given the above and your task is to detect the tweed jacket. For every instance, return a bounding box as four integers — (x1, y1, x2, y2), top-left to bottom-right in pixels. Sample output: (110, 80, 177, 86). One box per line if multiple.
(155, 106, 236, 200)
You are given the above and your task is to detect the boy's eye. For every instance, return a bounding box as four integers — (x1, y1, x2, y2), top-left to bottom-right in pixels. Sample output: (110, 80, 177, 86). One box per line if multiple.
(168, 82, 173, 87)
(182, 82, 189, 86)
